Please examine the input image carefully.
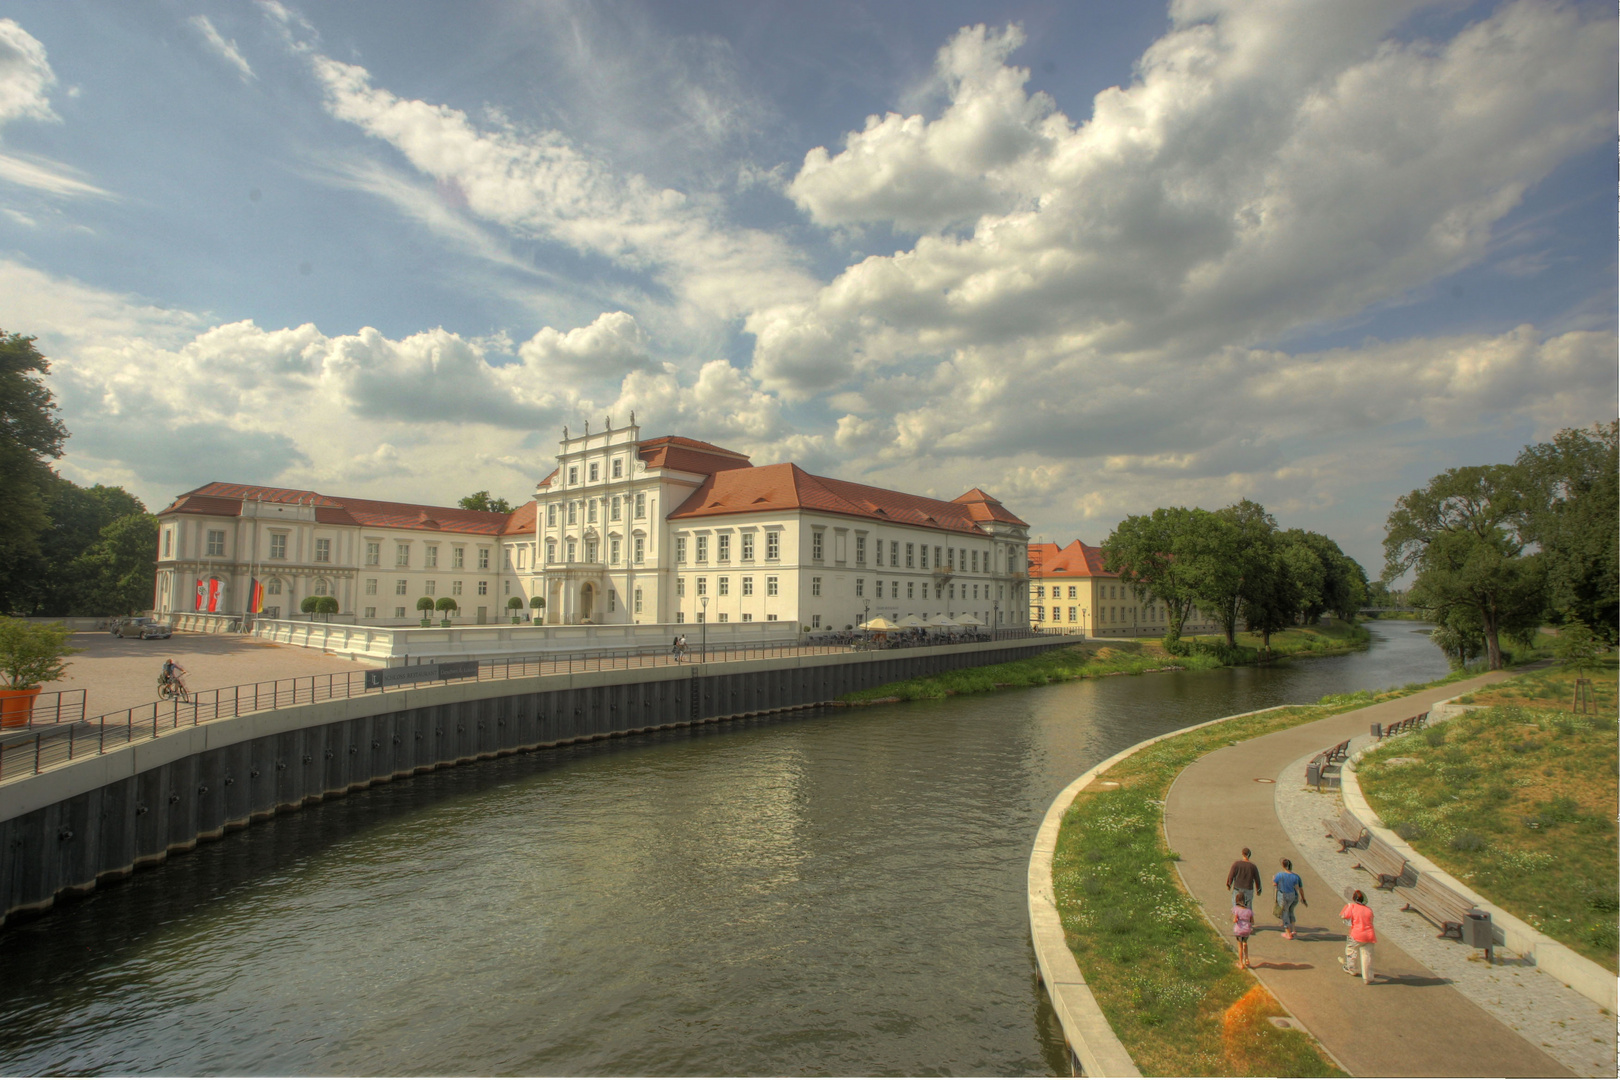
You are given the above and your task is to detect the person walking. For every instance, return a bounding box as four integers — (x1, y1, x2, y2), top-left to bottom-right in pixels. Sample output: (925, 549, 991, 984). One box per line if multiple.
(1341, 889, 1377, 984)
(672, 635, 682, 663)
(1233, 894, 1255, 969)
(1273, 858, 1307, 939)
(1226, 847, 1262, 907)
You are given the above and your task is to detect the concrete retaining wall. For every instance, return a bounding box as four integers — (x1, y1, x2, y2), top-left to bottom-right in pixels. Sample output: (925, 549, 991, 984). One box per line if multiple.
(1342, 695, 1617, 1012)
(2, 638, 1065, 928)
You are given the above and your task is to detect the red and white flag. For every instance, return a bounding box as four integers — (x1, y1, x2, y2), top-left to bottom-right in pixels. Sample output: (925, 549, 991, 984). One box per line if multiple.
(195, 578, 206, 611)
(206, 578, 223, 613)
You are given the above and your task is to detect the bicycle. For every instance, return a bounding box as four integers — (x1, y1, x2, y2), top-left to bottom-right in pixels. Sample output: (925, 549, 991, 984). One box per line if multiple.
(158, 675, 191, 703)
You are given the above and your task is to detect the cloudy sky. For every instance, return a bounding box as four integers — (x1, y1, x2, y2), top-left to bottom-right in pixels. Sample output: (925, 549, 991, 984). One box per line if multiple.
(1, 1, 1614, 574)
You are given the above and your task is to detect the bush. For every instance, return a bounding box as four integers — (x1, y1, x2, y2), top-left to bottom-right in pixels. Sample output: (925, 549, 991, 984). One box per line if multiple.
(1450, 831, 1487, 852)
(0, 618, 82, 689)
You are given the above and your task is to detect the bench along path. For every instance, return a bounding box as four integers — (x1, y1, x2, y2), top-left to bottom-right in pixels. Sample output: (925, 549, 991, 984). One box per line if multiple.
(1163, 670, 1570, 1078)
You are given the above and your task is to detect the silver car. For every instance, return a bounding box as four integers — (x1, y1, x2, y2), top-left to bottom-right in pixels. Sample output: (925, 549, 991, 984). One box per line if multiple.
(116, 618, 172, 640)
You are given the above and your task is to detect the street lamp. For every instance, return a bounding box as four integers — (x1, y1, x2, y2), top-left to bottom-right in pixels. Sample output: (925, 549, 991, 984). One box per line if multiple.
(699, 594, 708, 663)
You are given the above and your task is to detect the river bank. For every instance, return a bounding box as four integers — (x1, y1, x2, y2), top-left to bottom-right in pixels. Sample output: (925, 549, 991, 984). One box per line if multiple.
(844, 619, 1370, 703)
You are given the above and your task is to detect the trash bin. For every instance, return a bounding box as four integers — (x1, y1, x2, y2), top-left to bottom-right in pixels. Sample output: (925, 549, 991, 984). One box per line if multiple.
(1464, 910, 1494, 955)
(1306, 761, 1322, 788)
(1370, 722, 1383, 739)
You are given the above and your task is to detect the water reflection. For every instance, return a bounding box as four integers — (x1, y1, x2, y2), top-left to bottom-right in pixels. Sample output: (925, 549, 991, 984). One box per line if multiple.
(0, 622, 1444, 1076)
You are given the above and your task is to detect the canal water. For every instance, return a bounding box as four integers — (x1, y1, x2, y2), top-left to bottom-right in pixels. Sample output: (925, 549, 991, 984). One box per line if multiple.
(0, 622, 1448, 1076)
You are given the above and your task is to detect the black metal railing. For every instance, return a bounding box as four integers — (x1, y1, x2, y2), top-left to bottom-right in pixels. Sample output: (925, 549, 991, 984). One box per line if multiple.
(0, 630, 1040, 783)
(0, 688, 87, 729)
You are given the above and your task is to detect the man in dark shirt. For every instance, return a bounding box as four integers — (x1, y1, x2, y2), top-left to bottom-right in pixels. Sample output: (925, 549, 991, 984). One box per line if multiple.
(1227, 847, 1261, 906)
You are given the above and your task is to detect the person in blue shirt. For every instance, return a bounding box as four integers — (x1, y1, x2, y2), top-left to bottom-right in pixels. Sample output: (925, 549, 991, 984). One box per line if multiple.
(1273, 858, 1307, 939)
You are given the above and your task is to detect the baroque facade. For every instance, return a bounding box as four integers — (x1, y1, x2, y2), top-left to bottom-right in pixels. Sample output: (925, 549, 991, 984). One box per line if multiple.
(154, 420, 1032, 631)
(1026, 540, 1221, 638)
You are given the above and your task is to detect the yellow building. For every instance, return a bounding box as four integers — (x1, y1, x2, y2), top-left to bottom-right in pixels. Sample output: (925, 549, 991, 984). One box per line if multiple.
(1027, 540, 1220, 638)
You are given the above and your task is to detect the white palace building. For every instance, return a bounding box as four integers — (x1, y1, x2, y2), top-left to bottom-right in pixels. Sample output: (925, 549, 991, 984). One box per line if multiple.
(154, 419, 1032, 634)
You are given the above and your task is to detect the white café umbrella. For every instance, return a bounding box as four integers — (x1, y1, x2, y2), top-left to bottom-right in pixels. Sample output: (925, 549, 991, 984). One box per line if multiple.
(954, 613, 984, 627)
(897, 615, 929, 629)
(861, 616, 901, 631)
(927, 614, 959, 629)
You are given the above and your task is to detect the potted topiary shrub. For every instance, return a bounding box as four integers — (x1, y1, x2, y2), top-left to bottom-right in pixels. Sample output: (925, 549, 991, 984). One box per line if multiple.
(300, 595, 320, 621)
(435, 596, 459, 626)
(314, 596, 339, 622)
(506, 595, 523, 623)
(0, 618, 82, 728)
(416, 596, 434, 626)
(530, 595, 544, 623)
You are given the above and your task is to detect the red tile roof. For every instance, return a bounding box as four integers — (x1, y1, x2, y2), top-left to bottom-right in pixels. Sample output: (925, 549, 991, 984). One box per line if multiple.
(1028, 540, 1115, 578)
(500, 500, 538, 536)
(668, 463, 1020, 538)
(159, 482, 525, 536)
(637, 435, 753, 475)
(951, 487, 1029, 527)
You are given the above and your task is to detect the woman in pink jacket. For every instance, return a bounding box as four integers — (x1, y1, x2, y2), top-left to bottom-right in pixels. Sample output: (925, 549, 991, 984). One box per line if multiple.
(1340, 889, 1377, 984)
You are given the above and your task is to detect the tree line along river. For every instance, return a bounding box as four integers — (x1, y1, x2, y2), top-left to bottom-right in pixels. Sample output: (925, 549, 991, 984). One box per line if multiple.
(0, 621, 1449, 1076)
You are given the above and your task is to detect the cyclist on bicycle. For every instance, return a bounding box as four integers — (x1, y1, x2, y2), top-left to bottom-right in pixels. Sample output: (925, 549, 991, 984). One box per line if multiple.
(159, 658, 189, 699)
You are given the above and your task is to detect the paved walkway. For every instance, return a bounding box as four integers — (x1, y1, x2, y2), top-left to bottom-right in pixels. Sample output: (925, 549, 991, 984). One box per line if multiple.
(1163, 672, 1573, 1078)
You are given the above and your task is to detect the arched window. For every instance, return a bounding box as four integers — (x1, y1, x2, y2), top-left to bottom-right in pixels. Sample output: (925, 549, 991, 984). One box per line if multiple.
(267, 578, 283, 596)
(313, 579, 329, 596)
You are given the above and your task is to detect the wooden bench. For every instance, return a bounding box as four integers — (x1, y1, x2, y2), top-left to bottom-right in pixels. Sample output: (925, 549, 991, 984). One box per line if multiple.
(1305, 738, 1354, 790)
(1396, 873, 1479, 941)
(1352, 837, 1408, 888)
(1374, 712, 1430, 740)
(1323, 808, 1367, 852)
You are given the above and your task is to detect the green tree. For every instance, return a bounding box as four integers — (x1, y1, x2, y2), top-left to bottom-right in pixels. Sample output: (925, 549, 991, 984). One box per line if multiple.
(0, 333, 69, 614)
(1282, 529, 1368, 623)
(458, 490, 514, 514)
(1552, 616, 1603, 677)
(435, 595, 459, 625)
(1188, 499, 1278, 648)
(1384, 465, 1544, 670)
(1515, 422, 1618, 642)
(1101, 506, 1208, 649)
(0, 617, 80, 689)
(74, 512, 159, 615)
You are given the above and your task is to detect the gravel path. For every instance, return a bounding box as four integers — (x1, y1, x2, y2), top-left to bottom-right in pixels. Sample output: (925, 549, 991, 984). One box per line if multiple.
(1276, 742, 1617, 1078)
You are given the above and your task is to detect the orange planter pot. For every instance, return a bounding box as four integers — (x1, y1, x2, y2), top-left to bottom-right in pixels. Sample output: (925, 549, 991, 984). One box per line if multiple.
(0, 686, 42, 728)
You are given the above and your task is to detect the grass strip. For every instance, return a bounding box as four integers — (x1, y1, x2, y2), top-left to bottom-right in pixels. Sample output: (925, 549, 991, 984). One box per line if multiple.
(1359, 659, 1619, 972)
(1049, 674, 1477, 1077)
(841, 620, 1368, 704)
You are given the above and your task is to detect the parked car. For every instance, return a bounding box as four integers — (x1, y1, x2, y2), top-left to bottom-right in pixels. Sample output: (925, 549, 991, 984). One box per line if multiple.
(108, 616, 132, 635)
(116, 618, 172, 640)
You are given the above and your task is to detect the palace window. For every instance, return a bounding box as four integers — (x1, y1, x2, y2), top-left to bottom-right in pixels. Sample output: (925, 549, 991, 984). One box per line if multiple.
(890, 540, 899, 565)
(586, 539, 598, 562)
(635, 492, 646, 518)
(267, 578, 282, 596)
(919, 545, 928, 569)
(477, 548, 489, 569)
(634, 587, 643, 614)
(587, 499, 598, 524)
(608, 589, 616, 612)
(855, 535, 865, 564)
(741, 533, 754, 561)
(612, 458, 623, 479)
(811, 614, 821, 629)
(634, 536, 645, 563)
(204, 530, 226, 557)
(610, 538, 621, 563)
(364, 607, 376, 619)
(547, 504, 557, 527)
(312, 579, 329, 596)
(812, 531, 824, 561)
(718, 613, 728, 623)
(905, 543, 915, 568)
(766, 532, 780, 560)
(426, 545, 439, 568)
(453, 548, 466, 569)
(766, 576, 779, 596)
(567, 466, 578, 484)
(742, 613, 753, 622)
(314, 538, 331, 563)
(677, 579, 686, 598)
(1034, 606, 1044, 621)
(589, 462, 599, 481)
(696, 577, 707, 597)
(876, 581, 884, 598)
(696, 535, 708, 562)
(425, 580, 436, 595)
(162, 530, 172, 557)
(546, 540, 556, 563)
(742, 576, 754, 596)
(566, 540, 576, 562)
(676, 537, 687, 563)
(811, 576, 821, 597)
(718, 576, 730, 596)
(718, 534, 730, 561)
(855, 578, 864, 597)
(395, 607, 406, 618)
(365, 579, 377, 595)
(907, 581, 914, 598)
(271, 534, 289, 560)
(766, 614, 777, 621)
(452, 581, 463, 596)
(477, 581, 487, 595)
(395, 579, 407, 595)
(1069, 607, 1078, 622)
(610, 495, 621, 521)
(567, 502, 577, 525)
(396, 543, 410, 567)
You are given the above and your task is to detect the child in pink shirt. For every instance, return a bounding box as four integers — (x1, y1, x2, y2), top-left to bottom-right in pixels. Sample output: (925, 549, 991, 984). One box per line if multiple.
(1232, 899, 1254, 968)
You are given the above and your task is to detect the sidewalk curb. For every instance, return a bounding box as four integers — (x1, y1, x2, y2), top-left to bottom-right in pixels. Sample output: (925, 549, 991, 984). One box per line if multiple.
(1342, 694, 1618, 1013)
(1028, 705, 1293, 1078)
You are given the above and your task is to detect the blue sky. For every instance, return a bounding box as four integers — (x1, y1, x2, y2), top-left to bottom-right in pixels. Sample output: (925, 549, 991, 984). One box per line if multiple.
(1, 0, 1614, 577)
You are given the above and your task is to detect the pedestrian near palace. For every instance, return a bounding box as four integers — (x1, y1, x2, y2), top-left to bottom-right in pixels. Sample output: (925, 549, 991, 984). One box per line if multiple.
(1274, 858, 1306, 939)
(1226, 847, 1261, 907)
(1232, 895, 1255, 968)
(1341, 889, 1377, 984)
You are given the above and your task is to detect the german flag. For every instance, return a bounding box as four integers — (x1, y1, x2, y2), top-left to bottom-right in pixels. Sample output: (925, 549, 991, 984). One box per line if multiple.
(247, 578, 265, 614)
